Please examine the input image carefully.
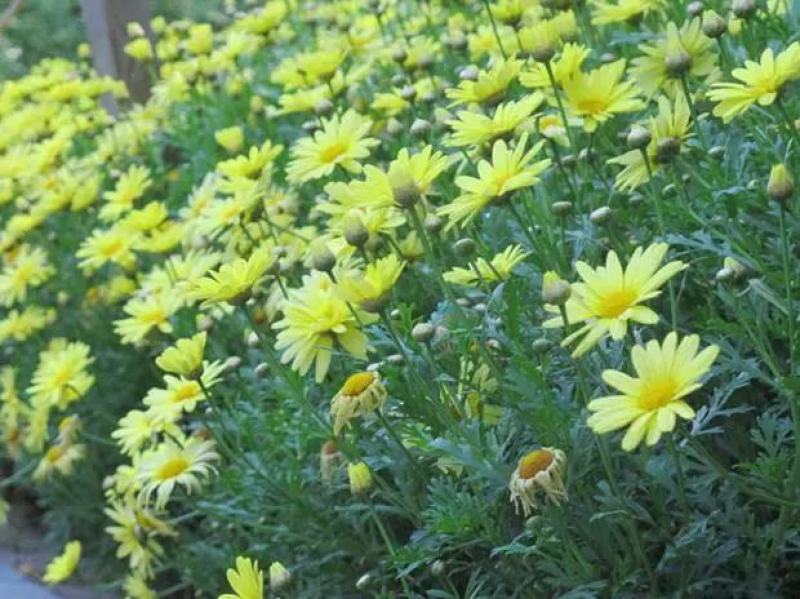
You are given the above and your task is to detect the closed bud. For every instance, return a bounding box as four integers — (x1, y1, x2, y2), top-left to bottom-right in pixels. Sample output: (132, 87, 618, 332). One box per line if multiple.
(424, 214, 444, 232)
(600, 52, 617, 63)
(391, 47, 407, 63)
(386, 117, 404, 136)
(225, 356, 242, 371)
(665, 49, 692, 77)
(459, 65, 480, 81)
(386, 353, 404, 364)
(418, 54, 434, 70)
(410, 118, 431, 137)
(412, 322, 436, 343)
(702, 10, 728, 38)
(561, 154, 577, 169)
(542, 271, 571, 305)
(364, 234, 384, 254)
(662, 183, 678, 197)
(343, 212, 369, 247)
(655, 136, 681, 163)
(390, 73, 406, 86)
(301, 119, 319, 133)
(393, 182, 421, 209)
(400, 84, 417, 102)
(627, 125, 652, 149)
(269, 562, 292, 591)
(767, 164, 794, 202)
(254, 362, 269, 378)
(310, 239, 337, 272)
(356, 574, 372, 591)
(314, 98, 334, 115)
(732, 0, 757, 18)
(452, 237, 476, 256)
(551, 201, 572, 216)
(531, 338, 552, 354)
(687, 1, 703, 17)
(449, 32, 468, 50)
(246, 330, 260, 347)
(431, 560, 446, 577)
(628, 193, 645, 206)
(348, 462, 373, 496)
(590, 205, 612, 225)
(531, 44, 555, 64)
(708, 145, 725, 160)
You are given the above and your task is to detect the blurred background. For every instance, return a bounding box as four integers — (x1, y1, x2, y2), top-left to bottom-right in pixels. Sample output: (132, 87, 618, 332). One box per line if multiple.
(0, 0, 230, 80)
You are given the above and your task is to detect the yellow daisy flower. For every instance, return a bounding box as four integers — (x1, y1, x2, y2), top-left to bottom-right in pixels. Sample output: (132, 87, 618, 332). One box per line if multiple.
(114, 292, 183, 345)
(562, 59, 645, 132)
(445, 57, 522, 106)
(221, 556, 264, 599)
(137, 436, 219, 509)
(588, 332, 719, 450)
(608, 93, 692, 190)
(189, 248, 273, 307)
(544, 243, 687, 357)
(446, 93, 545, 148)
(273, 271, 375, 382)
(520, 43, 590, 89)
(155, 331, 207, 378)
(443, 244, 529, 287)
(0, 305, 56, 342)
(43, 540, 81, 585)
(0, 244, 54, 307)
(439, 133, 550, 229)
(708, 42, 800, 122)
(215, 126, 245, 154)
(631, 19, 719, 98)
(286, 110, 378, 184)
(33, 442, 86, 481)
(27, 339, 95, 409)
(590, 0, 665, 26)
(338, 254, 406, 312)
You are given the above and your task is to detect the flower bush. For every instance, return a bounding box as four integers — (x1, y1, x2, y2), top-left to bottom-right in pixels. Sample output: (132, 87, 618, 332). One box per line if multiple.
(1, 0, 800, 596)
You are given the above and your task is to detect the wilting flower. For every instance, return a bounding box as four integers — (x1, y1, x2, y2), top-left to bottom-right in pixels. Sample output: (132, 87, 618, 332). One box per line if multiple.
(588, 333, 719, 450)
(544, 243, 687, 357)
(43, 541, 81, 585)
(509, 448, 567, 516)
(330, 371, 388, 435)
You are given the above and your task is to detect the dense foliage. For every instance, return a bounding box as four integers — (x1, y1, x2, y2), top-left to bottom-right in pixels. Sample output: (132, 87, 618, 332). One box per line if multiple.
(1, 0, 800, 597)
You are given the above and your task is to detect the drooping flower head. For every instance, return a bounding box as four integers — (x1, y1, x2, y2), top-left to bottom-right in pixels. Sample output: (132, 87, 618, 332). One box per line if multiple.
(509, 447, 567, 516)
(330, 371, 388, 435)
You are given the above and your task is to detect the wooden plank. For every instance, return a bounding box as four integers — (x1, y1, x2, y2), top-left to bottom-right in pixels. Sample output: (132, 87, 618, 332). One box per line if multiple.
(80, 0, 153, 112)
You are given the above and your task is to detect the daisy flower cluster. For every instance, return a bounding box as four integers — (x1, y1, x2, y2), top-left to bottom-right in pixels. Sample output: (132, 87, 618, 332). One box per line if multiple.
(0, 0, 799, 596)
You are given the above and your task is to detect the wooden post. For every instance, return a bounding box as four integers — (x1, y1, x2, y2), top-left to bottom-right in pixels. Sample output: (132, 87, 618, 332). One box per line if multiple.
(80, 0, 153, 113)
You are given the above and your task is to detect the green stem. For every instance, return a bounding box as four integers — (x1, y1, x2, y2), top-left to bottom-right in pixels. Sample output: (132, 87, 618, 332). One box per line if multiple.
(480, 0, 507, 59)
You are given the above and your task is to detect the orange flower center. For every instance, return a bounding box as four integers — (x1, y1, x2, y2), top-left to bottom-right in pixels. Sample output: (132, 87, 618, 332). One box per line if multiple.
(595, 287, 637, 318)
(155, 456, 190, 480)
(341, 372, 374, 396)
(518, 449, 554, 479)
